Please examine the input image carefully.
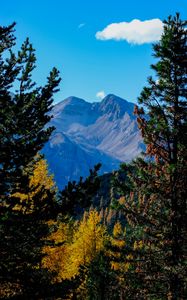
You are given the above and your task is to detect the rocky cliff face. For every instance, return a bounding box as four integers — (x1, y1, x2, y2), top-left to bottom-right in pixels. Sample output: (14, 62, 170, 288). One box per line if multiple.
(43, 94, 144, 188)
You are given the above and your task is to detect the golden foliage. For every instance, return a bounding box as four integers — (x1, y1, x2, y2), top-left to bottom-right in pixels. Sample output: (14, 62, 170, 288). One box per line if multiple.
(42, 221, 72, 282)
(12, 157, 56, 212)
(30, 158, 56, 193)
(43, 209, 107, 281)
(64, 210, 107, 279)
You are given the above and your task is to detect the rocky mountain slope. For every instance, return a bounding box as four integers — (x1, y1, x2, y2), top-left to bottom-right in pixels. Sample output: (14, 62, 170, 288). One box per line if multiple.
(43, 94, 144, 188)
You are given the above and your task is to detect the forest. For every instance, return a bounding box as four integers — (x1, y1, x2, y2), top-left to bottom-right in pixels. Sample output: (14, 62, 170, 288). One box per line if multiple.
(0, 13, 186, 300)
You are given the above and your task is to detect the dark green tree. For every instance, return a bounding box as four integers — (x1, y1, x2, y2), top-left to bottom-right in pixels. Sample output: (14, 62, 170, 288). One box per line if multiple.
(0, 24, 60, 198)
(59, 163, 101, 217)
(0, 23, 61, 298)
(113, 13, 187, 299)
(76, 252, 118, 300)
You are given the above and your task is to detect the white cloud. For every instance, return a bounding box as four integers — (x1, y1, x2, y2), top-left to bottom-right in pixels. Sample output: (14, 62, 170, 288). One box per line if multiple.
(95, 18, 163, 45)
(96, 91, 106, 99)
(78, 23, 86, 29)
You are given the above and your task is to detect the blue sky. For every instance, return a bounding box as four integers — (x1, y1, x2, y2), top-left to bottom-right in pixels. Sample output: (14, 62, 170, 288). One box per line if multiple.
(1, 0, 187, 104)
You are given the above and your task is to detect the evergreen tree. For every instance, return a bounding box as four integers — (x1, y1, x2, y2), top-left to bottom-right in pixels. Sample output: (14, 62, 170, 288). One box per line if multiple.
(114, 13, 187, 299)
(0, 24, 60, 198)
(0, 23, 61, 298)
(78, 251, 118, 300)
(60, 163, 101, 216)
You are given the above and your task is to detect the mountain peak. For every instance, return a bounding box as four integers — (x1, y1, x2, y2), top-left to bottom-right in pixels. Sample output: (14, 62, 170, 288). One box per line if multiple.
(52, 96, 91, 116)
(55, 96, 88, 108)
(102, 94, 129, 104)
(99, 94, 134, 117)
(63, 96, 88, 105)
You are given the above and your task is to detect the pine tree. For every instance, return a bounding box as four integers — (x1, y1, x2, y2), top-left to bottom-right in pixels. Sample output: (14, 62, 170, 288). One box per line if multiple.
(114, 13, 187, 299)
(0, 24, 60, 198)
(79, 251, 118, 300)
(0, 23, 61, 298)
(60, 163, 101, 216)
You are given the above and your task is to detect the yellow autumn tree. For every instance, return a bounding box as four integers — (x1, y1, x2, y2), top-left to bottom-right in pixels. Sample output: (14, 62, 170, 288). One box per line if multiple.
(42, 219, 74, 282)
(43, 209, 107, 283)
(64, 209, 107, 279)
(12, 155, 57, 212)
(30, 156, 56, 194)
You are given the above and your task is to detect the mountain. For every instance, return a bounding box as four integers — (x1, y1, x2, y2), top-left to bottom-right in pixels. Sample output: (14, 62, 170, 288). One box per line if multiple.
(43, 94, 144, 188)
